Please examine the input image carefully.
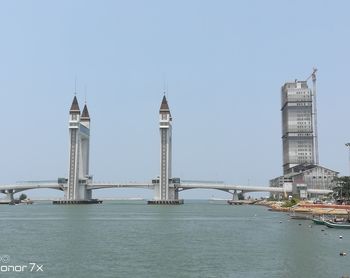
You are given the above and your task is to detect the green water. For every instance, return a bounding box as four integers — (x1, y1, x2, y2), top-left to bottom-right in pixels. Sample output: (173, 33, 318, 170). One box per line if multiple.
(0, 201, 349, 278)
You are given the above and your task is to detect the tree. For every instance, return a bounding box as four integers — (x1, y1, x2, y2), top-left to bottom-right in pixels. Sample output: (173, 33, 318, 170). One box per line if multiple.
(19, 193, 27, 201)
(332, 176, 350, 201)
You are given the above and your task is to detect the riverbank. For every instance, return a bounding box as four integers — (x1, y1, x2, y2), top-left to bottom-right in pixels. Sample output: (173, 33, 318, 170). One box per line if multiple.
(0, 199, 33, 205)
(256, 200, 350, 215)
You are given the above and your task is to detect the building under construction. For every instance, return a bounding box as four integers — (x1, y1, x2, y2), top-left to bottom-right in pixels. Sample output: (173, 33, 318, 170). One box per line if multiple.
(281, 80, 314, 174)
(270, 69, 338, 198)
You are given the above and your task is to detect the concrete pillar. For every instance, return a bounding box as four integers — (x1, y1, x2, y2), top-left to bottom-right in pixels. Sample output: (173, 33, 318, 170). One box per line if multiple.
(232, 190, 239, 201)
(5, 190, 14, 201)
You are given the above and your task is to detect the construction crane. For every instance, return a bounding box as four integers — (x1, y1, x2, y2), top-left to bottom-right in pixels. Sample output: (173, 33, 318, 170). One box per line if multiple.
(306, 68, 319, 165)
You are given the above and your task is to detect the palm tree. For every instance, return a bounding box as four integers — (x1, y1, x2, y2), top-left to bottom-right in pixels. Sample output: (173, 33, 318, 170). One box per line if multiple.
(333, 176, 350, 202)
(19, 193, 27, 201)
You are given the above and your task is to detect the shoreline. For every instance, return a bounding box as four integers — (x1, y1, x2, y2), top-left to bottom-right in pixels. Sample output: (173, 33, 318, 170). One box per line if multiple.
(256, 200, 350, 215)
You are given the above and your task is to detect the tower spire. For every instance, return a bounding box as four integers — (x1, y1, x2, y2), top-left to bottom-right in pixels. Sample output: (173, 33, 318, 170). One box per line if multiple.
(81, 104, 90, 121)
(74, 76, 77, 96)
(70, 96, 80, 113)
(84, 84, 87, 104)
(159, 95, 170, 113)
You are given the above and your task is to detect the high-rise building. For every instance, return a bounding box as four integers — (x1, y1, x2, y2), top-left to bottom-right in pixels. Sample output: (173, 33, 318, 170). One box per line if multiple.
(270, 76, 338, 197)
(281, 80, 314, 174)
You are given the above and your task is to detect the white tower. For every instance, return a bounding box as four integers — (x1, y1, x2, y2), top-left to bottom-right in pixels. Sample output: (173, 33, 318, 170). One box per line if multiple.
(156, 95, 174, 200)
(66, 96, 91, 201)
(149, 95, 182, 204)
(79, 103, 92, 200)
(67, 96, 81, 200)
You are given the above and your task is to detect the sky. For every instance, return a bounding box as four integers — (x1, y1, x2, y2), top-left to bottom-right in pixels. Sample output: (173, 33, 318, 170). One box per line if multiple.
(0, 0, 349, 199)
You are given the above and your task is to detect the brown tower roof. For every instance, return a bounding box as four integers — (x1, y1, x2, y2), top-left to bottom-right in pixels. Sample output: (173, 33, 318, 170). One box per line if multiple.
(159, 95, 171, 113)
(81, 104, 90, 121)
(70, 96, 80, 113)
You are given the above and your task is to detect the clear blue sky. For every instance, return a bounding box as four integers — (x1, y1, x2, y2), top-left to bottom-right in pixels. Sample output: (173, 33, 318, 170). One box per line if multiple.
(0, 0, 349, 199)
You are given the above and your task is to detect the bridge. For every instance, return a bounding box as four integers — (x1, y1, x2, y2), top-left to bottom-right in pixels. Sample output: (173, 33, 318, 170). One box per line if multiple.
(0, 96, 332, 204)
(0, 180, 332, 203)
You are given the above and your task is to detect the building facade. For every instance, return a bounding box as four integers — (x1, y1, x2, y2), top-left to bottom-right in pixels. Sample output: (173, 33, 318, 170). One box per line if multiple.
(286, 164, 338, 191)
(281, 81, 314, 174)
(270, 164, 338, 198)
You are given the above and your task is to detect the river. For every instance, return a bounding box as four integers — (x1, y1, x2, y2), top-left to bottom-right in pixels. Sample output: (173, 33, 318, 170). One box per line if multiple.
(0, 201, 349, 277)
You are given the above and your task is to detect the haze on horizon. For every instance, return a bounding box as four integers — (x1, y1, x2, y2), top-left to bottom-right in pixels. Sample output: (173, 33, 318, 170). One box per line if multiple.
(0, 0, 349, 199)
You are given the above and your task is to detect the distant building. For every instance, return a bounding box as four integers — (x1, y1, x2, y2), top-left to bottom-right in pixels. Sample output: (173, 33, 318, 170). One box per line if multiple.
(270, 164, 338, 199)
(284, 164, 338, 191)
(281, 81, 314, 174)
(270, 78, 338, 198)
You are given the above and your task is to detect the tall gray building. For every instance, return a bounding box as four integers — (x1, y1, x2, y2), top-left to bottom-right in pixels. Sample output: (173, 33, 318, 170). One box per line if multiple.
(270, 75, 338, 197)
(281, 80, 314, 174)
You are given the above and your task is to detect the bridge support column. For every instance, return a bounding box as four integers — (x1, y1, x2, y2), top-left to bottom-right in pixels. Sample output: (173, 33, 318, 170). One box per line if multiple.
(0, 190, 14, 204)
(174, 187, 179, 200)
(232, 190, 239, 201)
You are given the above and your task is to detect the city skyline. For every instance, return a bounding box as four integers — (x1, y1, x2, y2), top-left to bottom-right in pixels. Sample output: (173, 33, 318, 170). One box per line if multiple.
(0, 94, 333, 202)
(0, 1, 349, 199)
(0, 81, 345, 200)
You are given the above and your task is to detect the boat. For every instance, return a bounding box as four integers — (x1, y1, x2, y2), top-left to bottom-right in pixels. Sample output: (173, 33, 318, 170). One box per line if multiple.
(312, 215, 331, 225)
(312, 218, 326, 225)
(227, 200, 258, 205)
(290, 214, 311, 220)
(290, 212, 311, 220)
(324, 221, 350, 229)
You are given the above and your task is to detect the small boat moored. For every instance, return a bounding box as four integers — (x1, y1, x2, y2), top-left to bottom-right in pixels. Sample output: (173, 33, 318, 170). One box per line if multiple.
(289, 212, 311, 220)
(324, 221, 350, 229)
(312, 218, 326, 225)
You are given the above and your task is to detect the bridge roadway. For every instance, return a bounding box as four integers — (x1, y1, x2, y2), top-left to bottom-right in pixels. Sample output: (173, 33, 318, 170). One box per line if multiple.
(0, 181, 333, 196)
(178, 183, 332, 195)
(0, 183, 63, 192)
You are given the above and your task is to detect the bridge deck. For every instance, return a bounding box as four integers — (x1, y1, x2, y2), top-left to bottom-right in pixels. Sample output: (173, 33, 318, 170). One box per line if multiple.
(0, 182, 332, 195)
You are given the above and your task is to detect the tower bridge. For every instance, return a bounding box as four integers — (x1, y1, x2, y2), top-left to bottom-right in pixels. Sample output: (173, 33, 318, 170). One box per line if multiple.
(0, 96, 332, 204)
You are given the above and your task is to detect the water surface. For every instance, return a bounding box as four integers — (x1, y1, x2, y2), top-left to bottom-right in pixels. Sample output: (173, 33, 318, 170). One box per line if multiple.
(0, 201, 349, 277)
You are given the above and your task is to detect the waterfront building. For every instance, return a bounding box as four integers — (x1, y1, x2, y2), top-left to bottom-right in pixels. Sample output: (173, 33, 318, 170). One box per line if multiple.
(270, 78, 338, 198)
(270, 176, 293, 198)
(270, 164, 338, 199)
(281, 80, 314, 174)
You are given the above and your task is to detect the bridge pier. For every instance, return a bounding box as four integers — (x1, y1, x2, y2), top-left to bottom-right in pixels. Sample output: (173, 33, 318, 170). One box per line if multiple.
(147, 199, 184, 205)
(0, 190, 14, 204)
(232, 190, 239, 201)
